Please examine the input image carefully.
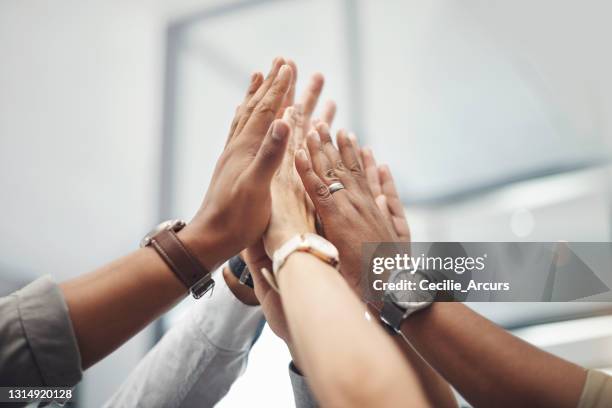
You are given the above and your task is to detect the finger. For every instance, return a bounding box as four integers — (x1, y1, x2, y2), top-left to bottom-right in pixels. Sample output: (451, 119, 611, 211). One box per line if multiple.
(248, 119, 291, 184)
(375, 194, 395, 233)
(348, 133, 362, 169)
(278, 59, 298, 118)
(234, 57, 286, 137)
(299, 73, 324, 122)
(321, 100, 337, 126)
(226, 72, 264, 145)
(295, 148, 337, 217)
(282, 106, 298, 155)
(241, 64, 293, 146)
(291, 104, 307, 147)
(378, 164, 410, 241)
(337, 129, 368, 190)
(315, 122, 358, 189)
(378, 164, 404, 217)
(245, 247, 273, 293)
(361, 147, 382, 197)
(306, 129, 340, 186)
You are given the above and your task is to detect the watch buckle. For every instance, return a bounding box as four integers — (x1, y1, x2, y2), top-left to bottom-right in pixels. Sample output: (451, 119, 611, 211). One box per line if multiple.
(191, 275, 215, 299)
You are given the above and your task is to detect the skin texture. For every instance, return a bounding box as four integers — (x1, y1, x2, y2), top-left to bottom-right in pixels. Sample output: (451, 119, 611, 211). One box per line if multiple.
(301, 124, 396, 293)
(60, 57, 294, 369)
(241, 69, 336, 364)
(403, 302, 587, 408)
(258, 131, 430, 407)
(354, 143, 587, 407)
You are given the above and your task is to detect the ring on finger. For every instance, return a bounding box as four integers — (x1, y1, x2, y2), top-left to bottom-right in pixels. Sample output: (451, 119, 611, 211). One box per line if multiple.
(328, 182, 345, 194)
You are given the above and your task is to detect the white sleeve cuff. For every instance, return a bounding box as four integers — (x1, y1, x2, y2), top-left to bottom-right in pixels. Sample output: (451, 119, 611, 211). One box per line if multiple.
(190, 269, 265, 352)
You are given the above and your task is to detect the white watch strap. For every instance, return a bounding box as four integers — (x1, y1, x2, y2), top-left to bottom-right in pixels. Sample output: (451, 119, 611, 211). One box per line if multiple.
(272, 235, 304, 274)
(271, 233, 339, 278)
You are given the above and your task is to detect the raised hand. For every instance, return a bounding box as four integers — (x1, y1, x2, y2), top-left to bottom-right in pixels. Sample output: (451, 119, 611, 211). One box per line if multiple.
(361, 147, 410, 242)
(293, 124, 396, 293)
(181, 58, 294, 270)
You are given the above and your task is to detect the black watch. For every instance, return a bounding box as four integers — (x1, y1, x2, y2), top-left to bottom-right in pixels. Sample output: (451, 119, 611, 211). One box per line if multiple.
(380, 269, 436, 334)
(228, 255, 254, 288)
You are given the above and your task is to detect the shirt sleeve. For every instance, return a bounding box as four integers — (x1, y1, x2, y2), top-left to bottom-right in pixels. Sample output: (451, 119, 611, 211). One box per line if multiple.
(578, 369, 612, 408)
(288, 362, 319, 408)
(104, 270, 265, 408)
(0, 275, 82, 387)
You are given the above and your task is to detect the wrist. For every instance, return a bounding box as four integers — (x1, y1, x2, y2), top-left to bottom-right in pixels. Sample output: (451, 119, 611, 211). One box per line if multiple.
(266, 227, 311, 257)
(178, 223, 227, 272)
(223, 265, 259, 306)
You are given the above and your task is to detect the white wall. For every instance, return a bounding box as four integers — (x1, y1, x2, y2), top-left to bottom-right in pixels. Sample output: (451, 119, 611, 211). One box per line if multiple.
(0, 1, 165, 405)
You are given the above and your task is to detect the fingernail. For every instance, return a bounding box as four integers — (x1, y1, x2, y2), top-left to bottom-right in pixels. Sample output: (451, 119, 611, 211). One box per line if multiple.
(348, 132, 357, 142)
(272, 121, 289, 141)
(250, 72, 257, 83)
(297, 149, 308, 161)
(318, 122, 329, 133)
(279, 64, 291, 77)
(308, 130, 320, 144)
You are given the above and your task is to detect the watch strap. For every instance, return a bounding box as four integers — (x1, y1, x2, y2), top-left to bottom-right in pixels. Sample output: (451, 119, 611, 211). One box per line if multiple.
(380, 295, 406, 334)
(150, 229, 214, 298)
(229, 255, 254, 288)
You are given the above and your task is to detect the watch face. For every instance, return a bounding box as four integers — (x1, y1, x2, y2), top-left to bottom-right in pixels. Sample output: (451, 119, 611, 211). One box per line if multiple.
(387, 269, 435, 307)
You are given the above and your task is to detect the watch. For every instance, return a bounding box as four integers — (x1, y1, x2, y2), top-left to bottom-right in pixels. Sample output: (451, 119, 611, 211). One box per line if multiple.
(228, 255, 254, 288)
(273, 233, 339, 274)
(140, 219, 215, 299)
(262, 233, 340, 292)
(380, 269, 436, 334)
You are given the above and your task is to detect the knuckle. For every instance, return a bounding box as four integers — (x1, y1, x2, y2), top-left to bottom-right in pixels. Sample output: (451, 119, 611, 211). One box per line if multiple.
(255, 102, 276, 117)
(334, 160, 346, 172)
(315, 183, 332, 200)
(244, 103, 256, 116)
(349, 162, 362, 176)
(324, 168, 337, 179)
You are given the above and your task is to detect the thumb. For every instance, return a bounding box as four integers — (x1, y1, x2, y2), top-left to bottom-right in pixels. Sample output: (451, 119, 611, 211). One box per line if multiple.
(248, 119, 290, 184)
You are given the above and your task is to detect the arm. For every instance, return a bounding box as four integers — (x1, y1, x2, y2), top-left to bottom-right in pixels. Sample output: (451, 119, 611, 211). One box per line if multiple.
(297, 126, 456, 407)
(104, 269, 264, 408)
(277, 251, 429, 408)
(258, 129, 430, 407)
(402, 302, 587, 408)
(360, 145, 456, 407)
(57, 58, 294, 370)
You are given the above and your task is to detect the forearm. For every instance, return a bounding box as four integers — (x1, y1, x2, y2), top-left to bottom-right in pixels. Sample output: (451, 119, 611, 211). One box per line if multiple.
(392, 335, 457, 408)
(403, 302, 586, 408)
(60, 246, 185, 368)
(105, 269, 264, 408)
(278, 252, 428, 408)
(59, 228, 215, 369)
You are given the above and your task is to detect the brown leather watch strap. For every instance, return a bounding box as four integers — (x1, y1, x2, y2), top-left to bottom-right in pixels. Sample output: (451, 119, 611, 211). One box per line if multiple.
(150, 229, 213, 298)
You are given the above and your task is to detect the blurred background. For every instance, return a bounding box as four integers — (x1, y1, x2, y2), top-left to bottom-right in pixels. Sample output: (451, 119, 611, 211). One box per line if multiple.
(1, 0, 612, 406)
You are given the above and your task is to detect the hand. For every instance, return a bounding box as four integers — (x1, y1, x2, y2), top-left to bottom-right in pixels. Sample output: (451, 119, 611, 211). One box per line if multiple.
(262, 69, 336, 254)
(361, 147, 411, 242)
(180, 58, 294, 269)
(264, 106, 316, 255)
(294, 124, 396, 293)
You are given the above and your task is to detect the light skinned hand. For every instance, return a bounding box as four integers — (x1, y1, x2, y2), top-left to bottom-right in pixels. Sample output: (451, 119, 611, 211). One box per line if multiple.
(244, 70, 335, 365)
(181, 58, 294, 270)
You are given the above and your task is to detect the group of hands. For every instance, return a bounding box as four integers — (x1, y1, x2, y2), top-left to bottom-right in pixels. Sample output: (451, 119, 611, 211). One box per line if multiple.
(181, 57, 410, 359)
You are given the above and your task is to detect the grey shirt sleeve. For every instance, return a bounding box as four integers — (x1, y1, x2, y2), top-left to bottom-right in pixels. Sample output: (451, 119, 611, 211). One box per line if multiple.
(0, 275, 82, 387)
(288, 362, 319, 408)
